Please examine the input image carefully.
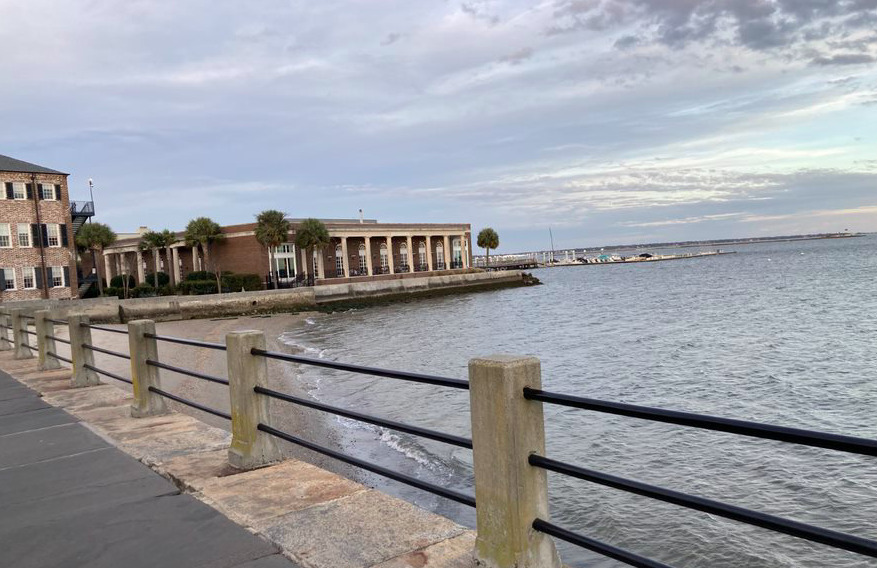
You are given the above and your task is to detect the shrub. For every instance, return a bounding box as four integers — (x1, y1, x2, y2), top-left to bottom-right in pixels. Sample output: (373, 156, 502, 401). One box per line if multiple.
(131, 284, 157, 298)
(103, 286, 123, 299)
(179, 280, 218, 295)
(146, 271, 170, 287)
(185, 271, 216, 281)
(157, 285, 176, 297)
(110, 274, 136, 288)
(222, 273, 263, 292)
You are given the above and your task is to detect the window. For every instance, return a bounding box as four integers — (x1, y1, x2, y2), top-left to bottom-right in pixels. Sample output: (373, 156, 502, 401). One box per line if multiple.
(2, 268, 15, 290)
(22, 267, 35, 289)
(453, 239, 463, 268)
(335, 245, 344, 276)
(0, 224, 10, 248)
(17, 225, 30, 247)
(418, 241, 427, 268)
(436, 243, 444, 269)
(275, 243, 293, 254)
(47, 224, 60, 247)
(12, 183, 26, 200)
(50, 266, 65, 288)
(380, 243, 388, 270)
(399, 244, 408, 267)
(40, 184, 55, 200)
(358, 244, 367, 272)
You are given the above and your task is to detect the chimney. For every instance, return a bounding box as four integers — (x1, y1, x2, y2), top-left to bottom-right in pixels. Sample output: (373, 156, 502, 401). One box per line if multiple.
(359, 209, 364, 224)
(138, 226, 149, 235)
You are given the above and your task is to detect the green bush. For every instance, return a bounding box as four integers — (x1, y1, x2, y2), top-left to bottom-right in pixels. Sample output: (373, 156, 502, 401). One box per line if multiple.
(179, 280, 218, 295)
(131, 284, 156, 298)
(222, 273, 263, 292)
(110, 275, 136, 288)
(185, 271, 216, 281)
(157, 285, 176, 296)
(103, 286, 123, 298)
(146, 271, 170, 287)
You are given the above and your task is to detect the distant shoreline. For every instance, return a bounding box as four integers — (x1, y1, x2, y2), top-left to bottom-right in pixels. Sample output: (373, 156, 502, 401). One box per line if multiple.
(670, 233, 863, 249)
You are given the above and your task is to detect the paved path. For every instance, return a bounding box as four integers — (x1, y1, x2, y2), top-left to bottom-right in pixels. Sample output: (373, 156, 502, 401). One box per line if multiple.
(0, 368, 299, 568)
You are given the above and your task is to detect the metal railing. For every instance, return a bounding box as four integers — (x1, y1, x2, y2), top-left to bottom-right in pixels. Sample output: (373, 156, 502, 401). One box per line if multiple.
(9, 309, 876, 568)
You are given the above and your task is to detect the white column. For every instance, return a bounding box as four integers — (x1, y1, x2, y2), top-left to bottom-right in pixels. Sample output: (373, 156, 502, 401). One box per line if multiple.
(406, 235, 414, 273)
(103, 253, 113, 283)
(301, 247, 309, 278)
(192, 247, 200, 271)
(172, 247, 181, 283)
(460, 234, 468, 268)
(365, 237, 373, 276)
(341, 237, 349, 277)
(443, 235, 451, 269)
(386, 236, 395, 274)
(136, 250, 145, 283)
(316, 248, 325, 279)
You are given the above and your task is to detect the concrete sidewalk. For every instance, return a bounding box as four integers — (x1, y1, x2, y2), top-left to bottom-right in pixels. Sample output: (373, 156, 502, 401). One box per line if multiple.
(0, 368, 298, 568)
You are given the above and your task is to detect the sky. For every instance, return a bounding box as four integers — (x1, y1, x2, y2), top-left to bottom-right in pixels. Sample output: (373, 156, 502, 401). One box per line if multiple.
(1, 0, 876, 252)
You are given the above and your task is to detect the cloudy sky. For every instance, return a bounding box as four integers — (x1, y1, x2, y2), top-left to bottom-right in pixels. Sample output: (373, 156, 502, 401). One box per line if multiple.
(2, 0, 876, 251)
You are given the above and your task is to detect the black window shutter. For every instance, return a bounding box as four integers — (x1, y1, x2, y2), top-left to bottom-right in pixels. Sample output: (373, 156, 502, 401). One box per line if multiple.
(0, 269, 5, 291)
(63, 267, 70, 287)
(46, 267, 54, 287)
(31, 224, 40, 247)
(26, 184, 34, 200)
(60, 224, 68, 247)
(41, 224, 49, 247)
(35, 267, 42, 290)
(37, 184, 45, 200)
(4, 183, 12, 199)
(54, 184, 61, 200)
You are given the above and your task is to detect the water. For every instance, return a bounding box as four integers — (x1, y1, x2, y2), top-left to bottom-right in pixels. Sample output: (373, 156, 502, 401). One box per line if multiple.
(277, 236, 877, 567)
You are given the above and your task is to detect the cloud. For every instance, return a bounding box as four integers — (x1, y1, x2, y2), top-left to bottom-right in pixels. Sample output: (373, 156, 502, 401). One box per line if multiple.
(811, 53, 876, 66)
(499, 47, 535, 65)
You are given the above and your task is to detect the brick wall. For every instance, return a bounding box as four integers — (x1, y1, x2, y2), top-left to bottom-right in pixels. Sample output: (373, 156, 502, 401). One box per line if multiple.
(0, 171, 77, 301)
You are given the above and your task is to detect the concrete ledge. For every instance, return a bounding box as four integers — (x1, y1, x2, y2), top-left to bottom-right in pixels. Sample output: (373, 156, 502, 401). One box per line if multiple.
(0, 351, 477, 568)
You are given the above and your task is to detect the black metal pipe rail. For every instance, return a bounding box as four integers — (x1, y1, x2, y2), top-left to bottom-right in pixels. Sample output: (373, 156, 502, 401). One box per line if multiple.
(251, 348, 469, 390)
(22, 329, 37, 336)
(81, 323, 128, 335)
(523, 388, 877, 457)
(84, 363, 132, 385)
(258, 423, 476, 507)
(83, 344, 130, 360)
(46, 335, 71, 345)
(47, 351, 72, 364)
(146, 360, 229, 386)
(144, 333, 226, 351)
(255, 386, 472, 449)
(21, 314, 34, 320)
(0, 324, 12, 329)
(530, 454, 877, 559)
(48, 318, 68, 325)
(533, 519, 674, 568)
(147, 386, 231, 420)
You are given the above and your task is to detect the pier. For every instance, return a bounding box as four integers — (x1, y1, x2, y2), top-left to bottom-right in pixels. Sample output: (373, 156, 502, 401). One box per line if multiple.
(0, 309, 875, 567)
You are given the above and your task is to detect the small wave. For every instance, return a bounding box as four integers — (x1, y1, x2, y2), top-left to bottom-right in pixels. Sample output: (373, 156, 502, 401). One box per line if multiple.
(305, 317, 316, 325)
(380, 430, 435, 468)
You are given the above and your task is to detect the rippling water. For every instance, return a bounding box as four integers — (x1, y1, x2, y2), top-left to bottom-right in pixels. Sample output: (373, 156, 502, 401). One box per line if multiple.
(277, 236, 877, 568)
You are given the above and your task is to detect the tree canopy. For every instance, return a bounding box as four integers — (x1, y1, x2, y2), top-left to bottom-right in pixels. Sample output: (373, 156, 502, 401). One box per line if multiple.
(254, 210, 291, 250)
(294, 218, 330, 251)
(477, 227, 500, 267)
(75, 222, 117, 251)
(184, 217, 224, 249)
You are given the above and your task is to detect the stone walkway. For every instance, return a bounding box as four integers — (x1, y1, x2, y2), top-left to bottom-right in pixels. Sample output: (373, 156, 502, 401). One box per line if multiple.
(0, 367, 298, 568)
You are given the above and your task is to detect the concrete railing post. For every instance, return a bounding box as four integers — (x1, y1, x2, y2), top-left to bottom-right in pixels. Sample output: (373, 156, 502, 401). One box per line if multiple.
(11, 310, 33, 360)
(68, 314, 100, 387)
(468, 355, 561, 568)
(128, 319, 168, 417)
(35, 310, 60, 371)
(226, 330, 281, 470)
(0, 313, 11, 351)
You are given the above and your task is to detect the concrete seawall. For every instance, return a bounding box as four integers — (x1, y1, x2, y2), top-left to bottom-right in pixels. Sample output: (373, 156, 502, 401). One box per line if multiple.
(0, 270, 528, 322)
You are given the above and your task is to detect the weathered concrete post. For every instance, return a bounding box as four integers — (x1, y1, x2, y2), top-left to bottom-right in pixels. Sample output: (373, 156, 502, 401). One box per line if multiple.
(128, 319, 168, 417)
(11, 310, 33, 360)
(226, 330, 281, 470)
(68, 314, 101, 387)
(0, 312, 11, 351)
(468, 355, 561, 568)
(35, 310, 61, 371)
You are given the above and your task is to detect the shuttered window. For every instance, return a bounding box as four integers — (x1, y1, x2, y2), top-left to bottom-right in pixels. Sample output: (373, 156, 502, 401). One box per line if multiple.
(39, 184, 55, 200)
(0, 224, 10, 248)
(1, 268, 15, 290)
(50, 266, 65, 288)
(22, 268, 35, 289)
(46, 224, 61, 247)
(17, 225, 30, 247)
(12, 183, 26, 200)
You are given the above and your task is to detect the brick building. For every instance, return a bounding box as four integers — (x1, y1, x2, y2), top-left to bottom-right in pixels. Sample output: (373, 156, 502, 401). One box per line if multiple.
(102, 218, 473, 287)
(0, 155, 82, 301)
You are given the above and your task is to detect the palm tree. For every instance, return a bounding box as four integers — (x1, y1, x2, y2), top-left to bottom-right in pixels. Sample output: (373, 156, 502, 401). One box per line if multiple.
(477, 227, 500, 268)
(156, 229, 179, 287)
(184, 217, 225, 275)
(254, 210, 291, 289)
(74, 222, 117, 295)
(294, 218, 330, 280)
(138, 230, 163, 284)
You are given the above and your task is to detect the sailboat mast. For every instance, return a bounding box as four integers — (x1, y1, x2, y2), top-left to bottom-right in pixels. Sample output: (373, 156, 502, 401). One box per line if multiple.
(549, 228, 555, 265)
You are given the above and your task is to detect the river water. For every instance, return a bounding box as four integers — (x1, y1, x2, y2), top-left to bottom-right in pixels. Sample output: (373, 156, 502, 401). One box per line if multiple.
(276, 235, 877, 568)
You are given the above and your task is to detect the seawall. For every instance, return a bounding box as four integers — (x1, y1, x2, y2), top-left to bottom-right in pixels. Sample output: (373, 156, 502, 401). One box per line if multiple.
(0, 270, 529, 322)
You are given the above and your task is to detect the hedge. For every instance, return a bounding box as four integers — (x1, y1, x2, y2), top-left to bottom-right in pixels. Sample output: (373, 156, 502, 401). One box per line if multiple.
(146, 271, 170, 287)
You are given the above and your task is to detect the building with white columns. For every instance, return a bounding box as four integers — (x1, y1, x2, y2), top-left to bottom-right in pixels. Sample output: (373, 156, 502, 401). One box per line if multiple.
(100, 218, 473, 287)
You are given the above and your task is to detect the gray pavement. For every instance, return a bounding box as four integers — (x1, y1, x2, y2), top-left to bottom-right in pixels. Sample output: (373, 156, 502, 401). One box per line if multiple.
(0, 369, 300, 568)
